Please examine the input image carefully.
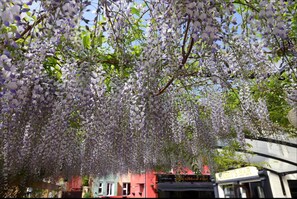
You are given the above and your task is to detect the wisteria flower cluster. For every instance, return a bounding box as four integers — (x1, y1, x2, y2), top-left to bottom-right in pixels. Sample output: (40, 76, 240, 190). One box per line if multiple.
(0, 0, 296, 196)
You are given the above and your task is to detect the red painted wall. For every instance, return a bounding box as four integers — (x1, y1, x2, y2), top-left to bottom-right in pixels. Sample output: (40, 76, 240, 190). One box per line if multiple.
(66, 176, 82, 191)
(170, 165, 211, 175)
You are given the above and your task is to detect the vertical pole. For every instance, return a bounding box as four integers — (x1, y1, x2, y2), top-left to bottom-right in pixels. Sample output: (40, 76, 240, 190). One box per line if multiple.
(211, 176, 219, 198)
(278, 174, 286, 196)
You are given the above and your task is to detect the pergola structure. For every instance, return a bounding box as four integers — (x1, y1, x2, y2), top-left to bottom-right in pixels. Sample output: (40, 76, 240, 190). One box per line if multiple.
(215, 134, 297, 198)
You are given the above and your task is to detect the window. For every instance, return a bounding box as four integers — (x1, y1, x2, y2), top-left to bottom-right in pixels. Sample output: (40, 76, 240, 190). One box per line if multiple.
(139, 183, 144, 195)
(123, 183, 131, 196)
(235, 184, 251, 198)
(98, 182, 103, 195)
(223, 185, 235, 198)
(107, 183, 113, 196)
(288, 180, 297, 198)
(250, 181, 264, 198)
(256, 186, 265, 198)
(238, 186, 248, 198)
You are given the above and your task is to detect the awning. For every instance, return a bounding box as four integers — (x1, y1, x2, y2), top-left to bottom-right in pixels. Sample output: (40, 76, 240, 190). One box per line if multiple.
(217, 134, 297, 175)
(157, 182, 214, 192)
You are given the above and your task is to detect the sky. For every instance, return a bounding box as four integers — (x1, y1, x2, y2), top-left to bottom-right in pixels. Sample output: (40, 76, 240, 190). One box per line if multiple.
(29, 0, 145, 26)
(29, 1, 243, 33)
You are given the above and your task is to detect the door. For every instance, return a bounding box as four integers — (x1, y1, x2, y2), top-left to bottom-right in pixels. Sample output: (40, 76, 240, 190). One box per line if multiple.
(234, 184, 251, 198)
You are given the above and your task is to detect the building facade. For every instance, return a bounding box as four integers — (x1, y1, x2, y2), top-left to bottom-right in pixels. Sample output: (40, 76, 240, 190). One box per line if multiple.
(89, 166, 214, 198)
(156, 166, 214, 198)
(214, 166, 297, 198)
(91, 173, 120, 198)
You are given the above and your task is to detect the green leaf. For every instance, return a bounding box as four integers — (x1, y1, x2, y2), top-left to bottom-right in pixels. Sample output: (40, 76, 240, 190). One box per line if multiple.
(10, 24, 18, 32)
(23, 4, 30, 9)
(131, 7, 140, 16)
(98, 32, 105, 47)
(83, 33, 91, 49)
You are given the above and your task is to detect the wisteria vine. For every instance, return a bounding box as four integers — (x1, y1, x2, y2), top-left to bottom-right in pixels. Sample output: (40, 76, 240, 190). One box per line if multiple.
(0, 0, 296, 196)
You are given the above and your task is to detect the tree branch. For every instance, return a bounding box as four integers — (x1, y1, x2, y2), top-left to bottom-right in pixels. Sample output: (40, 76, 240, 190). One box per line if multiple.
(91, 0, 101, 49)
(154, 37, 194, 96)
(232, 0, 259, 12)
(104, 3, 122, 52)
(182, 17, 191, 57)
(14, 14, 47, 41)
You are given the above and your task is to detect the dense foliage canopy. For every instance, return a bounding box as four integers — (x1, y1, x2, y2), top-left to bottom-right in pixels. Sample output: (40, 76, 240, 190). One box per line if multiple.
(0, 0, 296, 196)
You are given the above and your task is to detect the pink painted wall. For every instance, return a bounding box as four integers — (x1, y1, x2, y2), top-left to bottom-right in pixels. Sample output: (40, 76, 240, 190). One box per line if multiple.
(129, 171, 158, 198)
(202, 165, 211, 175)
